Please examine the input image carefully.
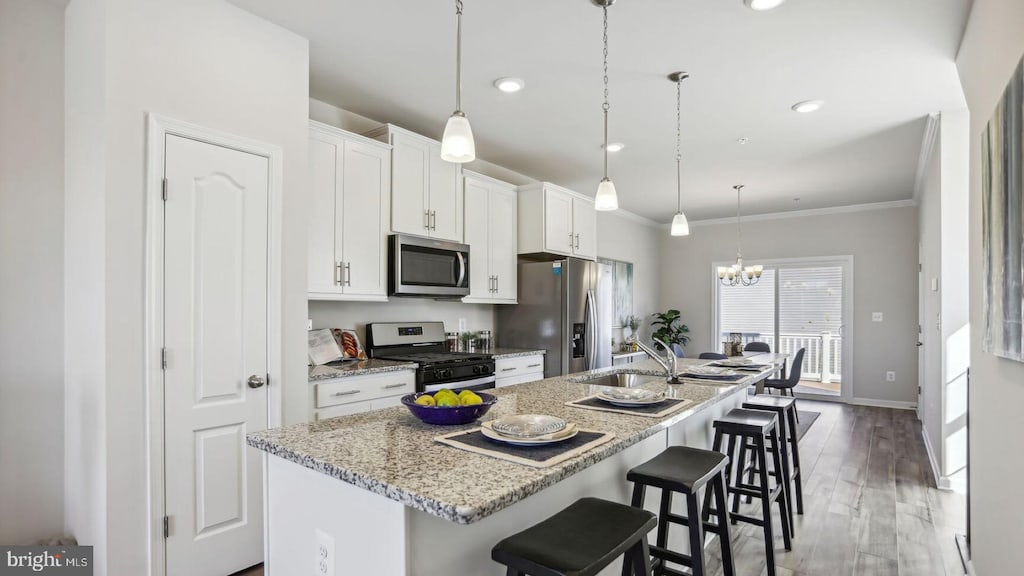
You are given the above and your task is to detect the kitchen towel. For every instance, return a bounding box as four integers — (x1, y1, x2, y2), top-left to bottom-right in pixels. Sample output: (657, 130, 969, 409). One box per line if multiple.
(434, 429, 614, 469)
(565, 395, 694, 418)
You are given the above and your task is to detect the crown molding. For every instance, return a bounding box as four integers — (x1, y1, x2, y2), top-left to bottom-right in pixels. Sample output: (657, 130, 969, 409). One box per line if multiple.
(913, 113, 941, 203)
(603, 208, 662, 228)
(678, 198, 917, 228)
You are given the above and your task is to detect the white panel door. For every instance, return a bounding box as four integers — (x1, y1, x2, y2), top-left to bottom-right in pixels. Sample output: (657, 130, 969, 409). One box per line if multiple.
(490, 187, 518, 301)
(463, 178, 491, 300)
(164, 135, 268, 576)
(571, 197, 597, 260)
(390, 132, 430, 236)
(307, 134, 341, 295)
(428, 144, 462, 242)
(543, 187, 573, 256)
(340, 139, 390, 297)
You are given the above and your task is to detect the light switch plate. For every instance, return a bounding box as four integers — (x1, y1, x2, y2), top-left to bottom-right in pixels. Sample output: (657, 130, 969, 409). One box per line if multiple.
(872, 312, 884, 322)
(307, 318, 313, 331)
(931, 278, 938, 291)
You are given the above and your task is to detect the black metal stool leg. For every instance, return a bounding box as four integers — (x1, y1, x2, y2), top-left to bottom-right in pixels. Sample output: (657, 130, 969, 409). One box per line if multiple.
(628, 538, 652, 576)
(713, 471, 736, 576)
(754, 435, 778, 576)
(787, 405, 804, 515)
(774, 415, 795, 536)
(686, 491, 706, 576)
(768, 428, 793, 551)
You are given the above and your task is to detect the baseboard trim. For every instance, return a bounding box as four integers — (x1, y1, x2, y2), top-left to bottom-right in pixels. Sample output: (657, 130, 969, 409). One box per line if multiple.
(848, 397, 917, 410)
(920, 423, 965, 493)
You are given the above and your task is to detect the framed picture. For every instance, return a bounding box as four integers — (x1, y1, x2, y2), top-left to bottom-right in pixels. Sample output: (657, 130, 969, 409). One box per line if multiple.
(982, 54, 1024, 362)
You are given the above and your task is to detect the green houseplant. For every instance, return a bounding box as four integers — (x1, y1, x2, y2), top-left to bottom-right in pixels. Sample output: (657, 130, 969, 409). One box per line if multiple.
(650, 309, 690, 350)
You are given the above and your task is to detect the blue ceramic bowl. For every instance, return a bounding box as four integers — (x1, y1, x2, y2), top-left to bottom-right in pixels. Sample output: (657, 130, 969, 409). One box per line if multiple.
(401, 391, 498, 425)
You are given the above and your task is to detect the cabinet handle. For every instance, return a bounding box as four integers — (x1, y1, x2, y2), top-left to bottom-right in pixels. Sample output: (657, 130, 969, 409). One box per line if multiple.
(430, 210, 437, 231)
(575, 233, 580, 250)
(501, 367, 516, 372)
(527, 363, 542, 368)
(569, 232, 574, 248)
(332, 389, 361, 397)
(383, 383, 407, 389)
(335, 262, 343, 285)
(344, 262, 351, 286)
(424, 210, 430, 230)
(494, 275, 498, 294)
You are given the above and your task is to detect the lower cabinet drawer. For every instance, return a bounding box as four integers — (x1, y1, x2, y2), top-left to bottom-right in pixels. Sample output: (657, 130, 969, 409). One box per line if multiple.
(315, 370, 416, 409)
(494, 354, 545, 379)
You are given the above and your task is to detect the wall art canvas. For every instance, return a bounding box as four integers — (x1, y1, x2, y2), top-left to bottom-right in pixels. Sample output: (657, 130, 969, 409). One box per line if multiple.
(982, 55, 1024, 362)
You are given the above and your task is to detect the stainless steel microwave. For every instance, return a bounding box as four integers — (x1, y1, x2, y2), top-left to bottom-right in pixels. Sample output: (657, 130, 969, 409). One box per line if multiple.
(388, 234, 470, 298)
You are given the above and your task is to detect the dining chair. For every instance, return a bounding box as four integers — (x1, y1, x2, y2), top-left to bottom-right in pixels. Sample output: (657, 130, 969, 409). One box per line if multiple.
(762, 348, 806, 410)
(670, 343, 686, 358)
(744, 341, 771, 353)
(698, 352, 728, 360)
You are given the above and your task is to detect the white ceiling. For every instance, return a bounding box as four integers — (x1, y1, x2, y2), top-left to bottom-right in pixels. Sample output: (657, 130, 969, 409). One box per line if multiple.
(229, 0, 970, 221)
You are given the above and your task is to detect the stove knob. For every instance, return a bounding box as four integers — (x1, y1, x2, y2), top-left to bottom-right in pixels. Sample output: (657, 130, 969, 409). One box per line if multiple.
(474, 365, 492, 375)
(442, 368, 453, 379)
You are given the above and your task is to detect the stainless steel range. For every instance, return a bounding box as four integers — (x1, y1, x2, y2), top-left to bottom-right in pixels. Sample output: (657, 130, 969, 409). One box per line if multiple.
(365, 321, 495, 393)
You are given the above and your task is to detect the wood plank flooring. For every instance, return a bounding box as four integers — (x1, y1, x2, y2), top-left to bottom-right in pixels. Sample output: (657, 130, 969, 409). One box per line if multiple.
(229, 400, 965, 576)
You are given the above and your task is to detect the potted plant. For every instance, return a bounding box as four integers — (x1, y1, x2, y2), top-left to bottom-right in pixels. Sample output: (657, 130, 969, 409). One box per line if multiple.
(650, 309, 690, 351)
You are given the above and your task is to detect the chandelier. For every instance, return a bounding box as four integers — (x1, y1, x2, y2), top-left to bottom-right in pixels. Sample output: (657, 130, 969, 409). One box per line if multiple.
(718, 185, 763, 286)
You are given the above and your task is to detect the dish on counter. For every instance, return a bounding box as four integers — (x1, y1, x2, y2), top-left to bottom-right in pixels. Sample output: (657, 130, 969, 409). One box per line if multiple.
(713, 358, 752, 367)
(595, 388, 666, 406)
(683, 365, 737, 376)
(401, 392, 497, 425)
(480, 421, 579, 446)
(490, 414, 568, 438)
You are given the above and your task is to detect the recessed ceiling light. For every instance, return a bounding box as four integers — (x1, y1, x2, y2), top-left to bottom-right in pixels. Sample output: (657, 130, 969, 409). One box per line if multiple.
(737, 137, 750, 144)
(791, 99, 825, 113)
(745, 0, 786, 10)
(603, 142, 625, 152)
(493, 77, 525, 93)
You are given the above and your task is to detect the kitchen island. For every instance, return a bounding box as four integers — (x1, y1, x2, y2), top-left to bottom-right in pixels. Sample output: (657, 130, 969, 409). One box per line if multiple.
(248, 358, 778, 576)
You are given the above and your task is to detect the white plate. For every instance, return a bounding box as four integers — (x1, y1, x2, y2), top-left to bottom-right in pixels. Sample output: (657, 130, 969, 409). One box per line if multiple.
(684, 365, 736, 376)
(480, 422, 579, 445)
(597, 388, 663, 401)
(596, 391, 666, 406)
(490, 414, 567, 438)
(715, 358, 752, 367)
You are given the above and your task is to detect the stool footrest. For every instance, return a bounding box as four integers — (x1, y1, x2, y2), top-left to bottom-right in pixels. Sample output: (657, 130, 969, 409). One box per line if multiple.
(730, 512, 767, 527)
(650, 544, 693, 568)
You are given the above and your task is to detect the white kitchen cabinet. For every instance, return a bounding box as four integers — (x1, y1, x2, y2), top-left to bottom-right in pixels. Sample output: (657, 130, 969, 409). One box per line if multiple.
(364, 124, 463, 243)
(495, 354, 545, 388)
(312, 369, 416, 421)
(463, 171, 518, 304)
(308, 121, 391, 301)
(516, 182, 597, 260)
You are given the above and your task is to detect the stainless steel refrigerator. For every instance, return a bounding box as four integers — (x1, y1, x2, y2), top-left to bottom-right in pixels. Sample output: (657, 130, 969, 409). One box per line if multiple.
(496, 258, 613, 377)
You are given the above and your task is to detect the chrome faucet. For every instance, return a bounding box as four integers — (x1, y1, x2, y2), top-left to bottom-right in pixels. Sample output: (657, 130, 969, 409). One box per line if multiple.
(635, 338, 681, 384)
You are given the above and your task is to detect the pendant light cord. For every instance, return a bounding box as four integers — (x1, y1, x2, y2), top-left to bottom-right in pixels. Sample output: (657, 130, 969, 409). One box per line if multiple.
(455, 0, 463, 112)
(676, 78, 682, 214)
(734, 185, 744, 261)
(602, 5, 610, 179)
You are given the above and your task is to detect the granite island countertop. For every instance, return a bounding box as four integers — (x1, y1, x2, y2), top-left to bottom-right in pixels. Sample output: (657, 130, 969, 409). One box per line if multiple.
(308, 358, 417, 382)
(252, 358, 778, 524)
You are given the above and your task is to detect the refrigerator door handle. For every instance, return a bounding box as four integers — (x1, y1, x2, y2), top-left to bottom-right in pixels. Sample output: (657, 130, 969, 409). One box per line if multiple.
(585, 289, 598, 371)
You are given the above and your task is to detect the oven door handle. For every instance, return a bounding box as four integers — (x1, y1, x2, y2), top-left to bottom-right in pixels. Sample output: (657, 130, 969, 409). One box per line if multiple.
(424, 374, 495, 393)
(456, 251, 467, 288)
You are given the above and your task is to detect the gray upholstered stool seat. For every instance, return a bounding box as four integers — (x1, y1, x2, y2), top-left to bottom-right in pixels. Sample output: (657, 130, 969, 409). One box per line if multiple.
(492, 497, 657, 576)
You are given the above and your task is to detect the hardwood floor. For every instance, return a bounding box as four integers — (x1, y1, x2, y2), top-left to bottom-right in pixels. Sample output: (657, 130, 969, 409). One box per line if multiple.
(702, 399, 966, 576)
(227, 401, 965, 576)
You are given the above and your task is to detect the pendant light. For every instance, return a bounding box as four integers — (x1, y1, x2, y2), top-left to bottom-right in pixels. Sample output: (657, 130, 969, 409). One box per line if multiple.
(669, 71, 690, 236)
(440, 0, 476, 163)
(718, 185, 763, 286)
(593, 0, 618, 211)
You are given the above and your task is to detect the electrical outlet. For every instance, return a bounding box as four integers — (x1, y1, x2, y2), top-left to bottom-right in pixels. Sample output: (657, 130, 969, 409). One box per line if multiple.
(458, 318, 467, 332)
(315, 528, 334, 576)
(872, 312, 884, 322)
(307, 318, 313, 331)
(886, 371, 896, 382)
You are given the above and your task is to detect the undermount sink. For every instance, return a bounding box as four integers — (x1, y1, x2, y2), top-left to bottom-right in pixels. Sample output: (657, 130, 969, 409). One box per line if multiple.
(576, 372, 665, 388)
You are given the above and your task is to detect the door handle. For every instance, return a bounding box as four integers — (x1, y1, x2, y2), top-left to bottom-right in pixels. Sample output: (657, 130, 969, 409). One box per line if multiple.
(916, 341, 923, 347)
(575, 233, 580, 250)
(383, 382, 407, 389)
(335, 262, 343, 285)
(424, 210, 430, 230)
(247, 374, 266, 389)
(430, 210, 437, 231)
(456, 251, 466, 288)
(569, 232, 574, 248)
(344, 262, 351, 286)
(494, 275, 498, 294)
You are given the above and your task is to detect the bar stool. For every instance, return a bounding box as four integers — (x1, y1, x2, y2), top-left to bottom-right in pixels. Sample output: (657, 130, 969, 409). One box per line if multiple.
(492, 497, 657, 576)
(712, 408, 792, 576)
(623, 446, 735, 576)
(742, 395, 804, 530)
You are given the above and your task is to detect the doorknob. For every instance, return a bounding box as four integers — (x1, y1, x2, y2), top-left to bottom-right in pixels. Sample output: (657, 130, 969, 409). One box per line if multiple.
(916, 342, 923, 347)
(247, 374, 266, 389)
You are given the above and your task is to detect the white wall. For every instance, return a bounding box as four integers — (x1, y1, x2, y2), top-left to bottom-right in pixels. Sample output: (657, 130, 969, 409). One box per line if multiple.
(918, 122, 943, 454)
(0, 0, 65, 545)
(955, 0, 1024, 573)
(64, 0, 309, 573)
(660, 205, 919, 405)
(596, 211, 663, 344)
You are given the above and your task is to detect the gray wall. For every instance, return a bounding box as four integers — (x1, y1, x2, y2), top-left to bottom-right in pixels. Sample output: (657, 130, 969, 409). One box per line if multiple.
(0, 0, 65, 544)
(956, 0, 1024, 573)
(595, 211, 663, 343)
(660, 205, 920, 405)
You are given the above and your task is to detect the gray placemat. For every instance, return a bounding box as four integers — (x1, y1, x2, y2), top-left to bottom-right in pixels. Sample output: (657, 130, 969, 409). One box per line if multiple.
(681, 373, 747, 382)
(435, 429, 614, 468)
(565, 395, 694, 418)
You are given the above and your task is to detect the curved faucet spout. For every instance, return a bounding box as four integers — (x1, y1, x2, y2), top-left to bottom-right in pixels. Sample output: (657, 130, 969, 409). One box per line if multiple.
(635, 338, 680, 382)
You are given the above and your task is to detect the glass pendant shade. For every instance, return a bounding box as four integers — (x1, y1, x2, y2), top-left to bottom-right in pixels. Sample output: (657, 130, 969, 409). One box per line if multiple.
(440, 112, 476, 163)
(670, 212, 690, 236)
(594, 178, 619, 211)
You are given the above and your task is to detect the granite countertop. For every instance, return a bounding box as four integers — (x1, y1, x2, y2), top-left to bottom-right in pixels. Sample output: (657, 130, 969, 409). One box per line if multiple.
(489, 347, 547, 359)
(253, 358, 773, 524)
(308, 359, 417, 382)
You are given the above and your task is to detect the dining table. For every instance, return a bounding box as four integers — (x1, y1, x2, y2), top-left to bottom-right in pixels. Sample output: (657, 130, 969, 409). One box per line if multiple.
(742, 351, 790, 393)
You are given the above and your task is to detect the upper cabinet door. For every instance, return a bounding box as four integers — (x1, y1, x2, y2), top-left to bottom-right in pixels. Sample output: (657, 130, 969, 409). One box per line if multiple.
(428, 145, 463, 242)
(489, 187, 518, 302)
(462, 178, 491, 300)
(390, 131, 431, 236)
(571, 196, 597, 260)
(307, 134, 341, 295)
(340, 139, 390, 297)
(543, 187, 574, 256)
